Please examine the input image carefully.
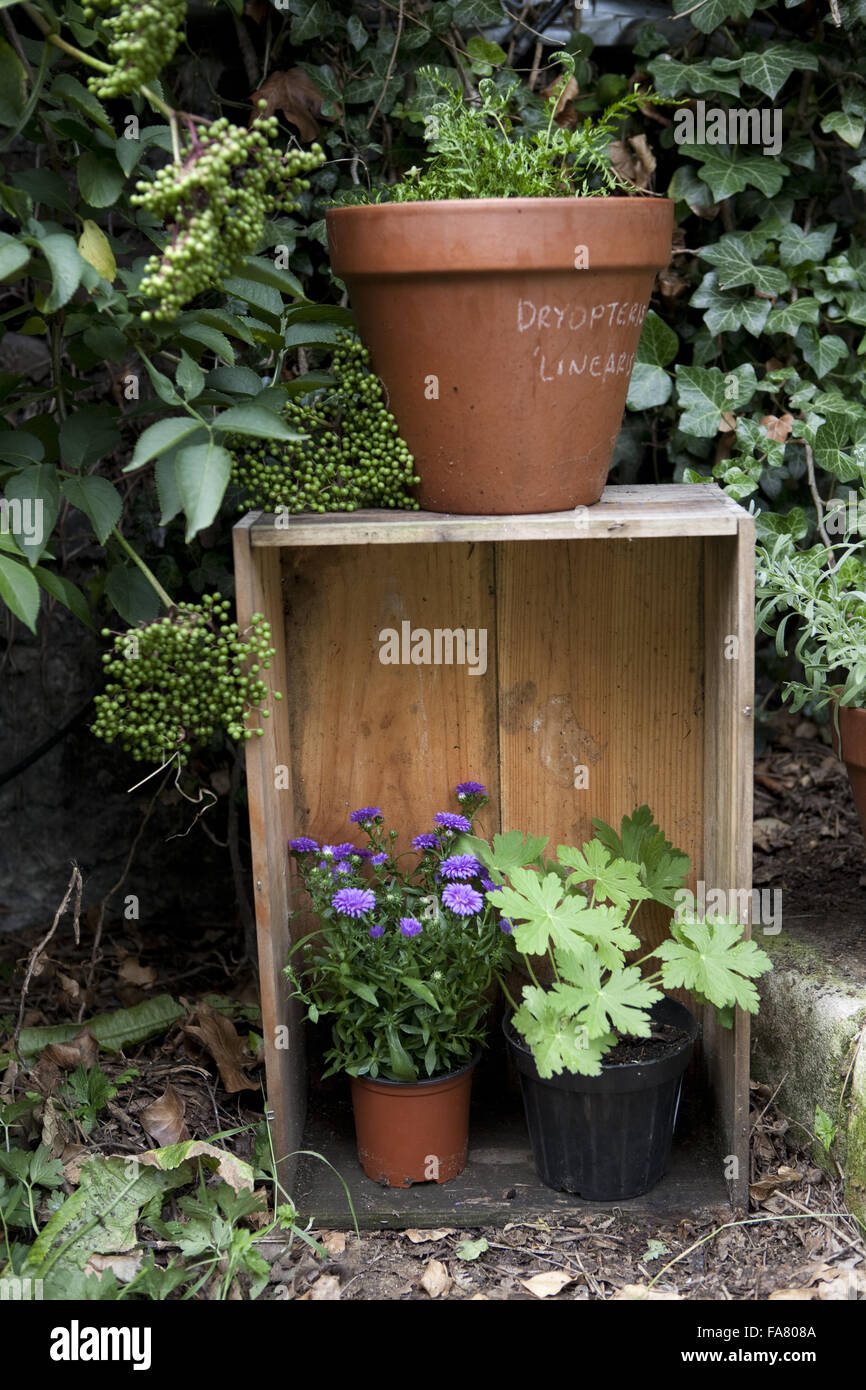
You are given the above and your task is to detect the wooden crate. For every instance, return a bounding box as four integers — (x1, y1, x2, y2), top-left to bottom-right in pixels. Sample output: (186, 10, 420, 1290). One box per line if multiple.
(233, 482, 755, 1215)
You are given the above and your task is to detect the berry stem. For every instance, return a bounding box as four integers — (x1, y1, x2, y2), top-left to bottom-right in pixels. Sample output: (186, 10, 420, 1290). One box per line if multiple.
(111, 527, 175, 610)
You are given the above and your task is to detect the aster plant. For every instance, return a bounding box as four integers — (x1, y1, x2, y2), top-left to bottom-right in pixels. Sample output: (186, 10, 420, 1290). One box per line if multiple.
(284, 783, 512, 1081)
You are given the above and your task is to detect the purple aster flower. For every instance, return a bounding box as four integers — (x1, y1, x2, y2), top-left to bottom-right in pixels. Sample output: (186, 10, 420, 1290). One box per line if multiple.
(288, 837, 319, 853)
(412, 833, 440, 852)
(350, 805, 383, 824)
(354, 847, 374, 861)
(335, 860, 353, 875)
(441, 854, 483, 881)
(332, 887, 376, 918)
(399, 917, 423, 937)
(370, 851, 388, 865)
(500, 918, 514, 935)
(455, 781, 486, 798)
(483, 879, 504, 894)
(434, 812, 472, 833)
(368, 924, 385, 939)
(442, 883, 483, 916)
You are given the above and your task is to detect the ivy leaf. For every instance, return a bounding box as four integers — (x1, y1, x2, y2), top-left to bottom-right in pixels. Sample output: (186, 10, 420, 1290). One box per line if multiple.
(645, 54, 741, 99)
(675, 364, 757, 437)
(699, 235, 789, 295)
(691, 147, 789, 201)
(671, 0, 757, 34)
(814, 413, 864, 481)
(626, 362, 671, 410)
(713, 43, 818, 100)
(798, 327, 849, 378)
(653, 917, 772, 1013)
(635, 309, 679, 368)
(765, 298, 821, 334)
(821, 107, 866, 149)
(62, 476, 122, 544)
(174, 442, 233, 541)
(778, 223, 836, 268)
(0, 553, 40, 631)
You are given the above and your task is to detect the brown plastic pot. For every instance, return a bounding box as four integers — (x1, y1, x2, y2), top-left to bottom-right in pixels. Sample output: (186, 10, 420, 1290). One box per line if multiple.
(349, 1054, 478, 1187)
(326, 197, 674, 514)
(831, 703, 866, 841)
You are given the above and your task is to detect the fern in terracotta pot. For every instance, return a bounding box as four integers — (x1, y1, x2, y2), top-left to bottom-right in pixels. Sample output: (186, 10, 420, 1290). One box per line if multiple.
(326, 54, 673, 516)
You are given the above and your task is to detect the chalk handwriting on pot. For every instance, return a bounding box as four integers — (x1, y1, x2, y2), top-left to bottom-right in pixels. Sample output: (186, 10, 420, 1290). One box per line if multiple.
(517, 299, 649, 334)
(378, 621, 487, 676)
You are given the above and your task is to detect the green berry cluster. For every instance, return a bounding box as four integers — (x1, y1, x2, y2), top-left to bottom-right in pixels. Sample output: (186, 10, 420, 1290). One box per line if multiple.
(83, 0, 186, 99)
(91, 594, 282, 765)
(231, 333, 421, 514)
(131, 115, 324, 321)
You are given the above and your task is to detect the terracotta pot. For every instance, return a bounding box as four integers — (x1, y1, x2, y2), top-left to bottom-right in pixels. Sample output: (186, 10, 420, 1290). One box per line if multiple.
(326, 198, 674, 515)
(349, 1054, 478, 1187)
(831, 703, 866, 840)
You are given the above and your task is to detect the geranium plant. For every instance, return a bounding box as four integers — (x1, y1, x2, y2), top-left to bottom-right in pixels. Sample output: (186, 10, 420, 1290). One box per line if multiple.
(457, 807, 772, 1079)
(284, 782, 511, 1082)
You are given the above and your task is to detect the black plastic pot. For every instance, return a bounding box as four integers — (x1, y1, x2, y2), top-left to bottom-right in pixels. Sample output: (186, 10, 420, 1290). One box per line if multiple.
(504, 996, 700, 1200)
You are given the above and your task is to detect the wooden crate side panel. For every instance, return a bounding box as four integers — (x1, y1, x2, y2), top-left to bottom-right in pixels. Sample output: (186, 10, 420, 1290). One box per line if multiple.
(281, 542, 499, 882)
(496, 538, 705, 959)
(701, 520, 755, 1210)
(233, 524, 304, 1182)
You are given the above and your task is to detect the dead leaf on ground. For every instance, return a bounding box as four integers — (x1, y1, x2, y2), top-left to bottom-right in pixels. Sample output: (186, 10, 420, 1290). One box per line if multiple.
(118, 958, 157, 988)
(307, 1273, 342, 1300)
(753, 817, 792, 852)
(57, 971, 80, 1001)
(85, 1251, 143, 1284)
(420, 1259, 452, 1298)
(250, 69, 326, 139)
(139, 1084, 189, 1146)
(750, 1165, 800, 1202)
(613, 1284, 682, 1300)
(139, 1140, 254, 1192)
(184, 1002, 258, 1092)
(43, 1028, 99, 1070)
(520, 1270, 573, 1298)
(404, 1227, 453, 1244)
(321, 1231, 346, 1256)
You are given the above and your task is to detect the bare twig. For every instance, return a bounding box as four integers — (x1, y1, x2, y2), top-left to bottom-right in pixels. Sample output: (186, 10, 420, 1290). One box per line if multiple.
(13, 865, 83, 1058)
(365, 0, 404, 132)
(805, 442, 832, 549)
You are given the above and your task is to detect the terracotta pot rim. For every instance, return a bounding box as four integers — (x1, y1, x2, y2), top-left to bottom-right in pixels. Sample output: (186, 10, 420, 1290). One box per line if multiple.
(349, 1050, 481, 1092)
(327, 196, 675, 214)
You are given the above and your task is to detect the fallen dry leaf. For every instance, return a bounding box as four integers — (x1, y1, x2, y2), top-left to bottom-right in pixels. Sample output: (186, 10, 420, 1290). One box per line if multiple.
(184, 1003, 258, 1092)
(321, 1231, 346, 1256)
(118, 958, 157, 988)
(753, 816, 792, 853)
(761, 412, 794, 444)
(541, 74, 579, 126)
(404, 1227, 453, 1244)
(420, 1259, 452, 1298)
(608, 134, 656, 190)
(139, 1084, 189, 1147)
(768, 1288, 815, 1300)
(521, 1270, 573, 1299)
(750, 1165, 800, 1202)
(307, 1274, 342, 1301)
(613, 1284, 682, 1301)
(250, 68, 326, 139)
(57, 971, 80, 1001)
(43, 1027, 99, 1070)
(85, 1251, 143, 1284)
